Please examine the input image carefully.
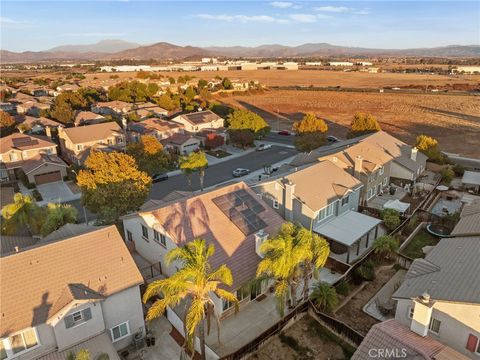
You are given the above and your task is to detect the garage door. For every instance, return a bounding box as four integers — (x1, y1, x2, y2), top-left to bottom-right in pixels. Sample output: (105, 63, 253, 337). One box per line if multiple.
(34, 171, 62, 185)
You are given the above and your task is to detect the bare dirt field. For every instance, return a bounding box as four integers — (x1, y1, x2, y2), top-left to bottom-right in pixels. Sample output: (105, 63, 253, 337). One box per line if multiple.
(218, 90, 480, 157)
(247, 315, 351, 360)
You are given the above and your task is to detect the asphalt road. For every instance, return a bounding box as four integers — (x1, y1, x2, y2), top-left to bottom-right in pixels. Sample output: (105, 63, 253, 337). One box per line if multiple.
(264, 132, 295, 146)
(65, 145, 298, 222)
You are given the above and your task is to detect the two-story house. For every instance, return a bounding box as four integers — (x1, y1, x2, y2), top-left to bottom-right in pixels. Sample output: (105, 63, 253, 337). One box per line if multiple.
(361, 131, 428, 183)
(127, 118, 184, 143)
(91, 101, 133, 117)
(0, 224, 145, 360)
(0, 133, 68, 185)
(73, 111, 107, 127)
(392, 236, 480, 358)
(58, 122, 126, 165)
(122, 182, 284, 321)
(130, 102, 168, 120)
(170, 110, 224, 133)
(318, 141, 394, 205)
(253, 161, 383, 264)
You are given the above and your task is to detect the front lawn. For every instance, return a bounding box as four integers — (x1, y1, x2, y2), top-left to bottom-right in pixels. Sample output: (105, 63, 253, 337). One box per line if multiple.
(206, 150, 232, 158)
(401, 229, 439, 259)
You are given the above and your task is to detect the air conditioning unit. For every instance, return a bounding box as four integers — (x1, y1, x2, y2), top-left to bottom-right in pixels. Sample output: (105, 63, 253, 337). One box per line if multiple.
(254, 229, 268, 258)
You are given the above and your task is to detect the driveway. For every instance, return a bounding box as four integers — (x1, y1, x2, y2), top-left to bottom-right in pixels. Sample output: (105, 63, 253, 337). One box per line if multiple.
(36, 181, 81, 204)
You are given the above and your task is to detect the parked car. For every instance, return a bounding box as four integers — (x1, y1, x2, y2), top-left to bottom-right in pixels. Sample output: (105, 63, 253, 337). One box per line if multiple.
(278, 130, 291, 136)
(327, 135, 339, 143)
(256, 144, 272, 151)
(152, 173, 169, 183)
(232, 168, 251, 177)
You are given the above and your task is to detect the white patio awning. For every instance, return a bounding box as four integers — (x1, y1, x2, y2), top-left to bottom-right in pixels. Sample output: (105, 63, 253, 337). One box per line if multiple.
(314, 210, 382, 247)
(462, 171, 480, 186)
(383, 199, 410, 213)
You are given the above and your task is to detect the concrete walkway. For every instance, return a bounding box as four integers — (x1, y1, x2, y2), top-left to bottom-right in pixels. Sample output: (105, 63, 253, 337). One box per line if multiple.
(18, 181, 81, 206)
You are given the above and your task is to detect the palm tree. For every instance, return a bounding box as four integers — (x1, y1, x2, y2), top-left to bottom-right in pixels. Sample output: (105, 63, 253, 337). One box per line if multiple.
(372, 235, 399, 259)
(310, 282, 339, 313)
(256, 223, 310, 316)
(40, 203, 78, 236)
(179, 151, 209, 191)
(1, 193, 40, 234)
(143, 239, 238, 360)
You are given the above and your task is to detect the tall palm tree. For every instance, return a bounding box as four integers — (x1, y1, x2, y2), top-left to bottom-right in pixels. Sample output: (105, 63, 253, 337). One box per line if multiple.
(256, 223, 310, 316)
(143, 239, 238, 360)
(372, 235, 399, 259)
(310, 282, 339, 313)
(40, 203, 78, 236)
(1, 193, 40, 234)
(179, 151, 209, 191)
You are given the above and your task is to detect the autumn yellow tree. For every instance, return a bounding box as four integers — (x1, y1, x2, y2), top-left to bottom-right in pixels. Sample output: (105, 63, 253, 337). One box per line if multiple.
(293, 113, 328, 134)
(77, 151, 151, 224)
(0, 110, 16, 137)
(416, 134, 444, 163)
(127, 135, 170, 175)
(347, 112, 381, 138)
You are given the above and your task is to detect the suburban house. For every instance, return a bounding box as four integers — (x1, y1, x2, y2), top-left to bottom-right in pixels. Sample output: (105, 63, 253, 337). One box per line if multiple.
(163, 133, 201, 154)
(318, 141, 394, 205)
(450, 202, 480, 236)
(352, 319, 469, 360)
(252, 161, 383, 264)
(361, 131, 428, 183)
(91, 101, 133, 117)
(127, 118, 184, 143)
(16, 101, 51, 117)
(130, 102, 168, 119)
(73, 111, 107, 127)
(17, 116, 63, 134)
(0, 133, 68, 185)
(170, 110, 224, 133)
(58, 122, 126, 165)
(0, 224, 145, 360)
(392, 236, 480, 358)
(55, 83, 80, 93)
(122, 181, 285, 320)
(0, 102, 16, 113)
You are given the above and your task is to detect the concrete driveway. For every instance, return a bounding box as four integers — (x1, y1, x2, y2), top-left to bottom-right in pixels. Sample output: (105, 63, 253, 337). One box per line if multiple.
(36, 181, 81, 204)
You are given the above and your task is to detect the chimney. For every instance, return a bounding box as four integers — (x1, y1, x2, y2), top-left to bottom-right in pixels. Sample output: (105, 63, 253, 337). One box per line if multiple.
(45, 126, 52, 138)
(411, 147, 418, 162)
(410, 292, 434, 337)
(121, 117, 128, 129)
(284, 180, 296, 222)
(354, 155, 363, 179)
(254, 229, 268, 258)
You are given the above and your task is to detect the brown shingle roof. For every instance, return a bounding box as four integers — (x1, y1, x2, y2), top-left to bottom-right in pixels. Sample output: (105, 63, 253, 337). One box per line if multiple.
(21, 154, 67, 174)
(0, 225, 143, 336)
(0, 133, 56, 154)
(128, 118, 183, 134)
(61, 121, 123, 144)
(50, 284, 105, 318)
(177, 110, 223, 125)
(137, 182, 284, 290)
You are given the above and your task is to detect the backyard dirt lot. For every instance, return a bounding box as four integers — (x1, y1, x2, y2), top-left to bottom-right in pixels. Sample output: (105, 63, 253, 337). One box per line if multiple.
(219, 90, 480, 157)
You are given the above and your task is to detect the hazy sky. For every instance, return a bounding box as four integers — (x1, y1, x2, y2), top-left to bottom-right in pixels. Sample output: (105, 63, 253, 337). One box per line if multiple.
(1, 1, 479, 52)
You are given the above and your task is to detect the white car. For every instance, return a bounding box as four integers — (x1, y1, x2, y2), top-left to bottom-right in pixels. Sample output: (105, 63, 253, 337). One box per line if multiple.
(232, 168, 251, 177)
(256, 144, 272, 151)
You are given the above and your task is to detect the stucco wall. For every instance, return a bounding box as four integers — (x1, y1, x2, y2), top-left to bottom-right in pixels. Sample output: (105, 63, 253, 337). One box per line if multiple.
(26, 163, 67, 183)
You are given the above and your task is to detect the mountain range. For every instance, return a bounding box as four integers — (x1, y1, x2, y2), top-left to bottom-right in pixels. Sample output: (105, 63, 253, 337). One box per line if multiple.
(1, 40, 479, 63)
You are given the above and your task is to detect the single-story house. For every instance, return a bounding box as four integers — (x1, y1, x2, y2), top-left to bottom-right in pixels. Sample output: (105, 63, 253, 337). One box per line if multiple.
(171, 110, 224, 133)
(163, 133, 200, 154)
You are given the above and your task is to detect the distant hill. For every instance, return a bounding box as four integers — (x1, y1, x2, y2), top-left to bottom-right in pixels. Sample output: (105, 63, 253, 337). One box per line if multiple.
(1, 41, 479, 63)
(47, 39, 141, 54)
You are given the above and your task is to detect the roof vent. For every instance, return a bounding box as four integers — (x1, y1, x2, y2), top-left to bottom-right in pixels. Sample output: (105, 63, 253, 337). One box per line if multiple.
(254, 230, 268, 258)
(420, 292, 430, 303)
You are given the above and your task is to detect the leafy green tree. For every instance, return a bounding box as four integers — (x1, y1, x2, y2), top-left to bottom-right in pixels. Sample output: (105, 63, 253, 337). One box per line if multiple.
(179, 151, 209, 190)
(198, 79, 208, 89)
(347, 112, 381, 138)
(441, 166, 455, 185)
(293, 113, 328, 134)
(1, 193, 42, 234)
(310, 283, 339, 313)
(156, 92, 178, 111)
(40, 203, 78, 237)
(222, 77, 232, 90)
(49, 91, 87, 124)
(294, 133, 326, 153)
(416, 135, 444, 163)
(229, 129, 255, 149)
(108, 81, 158, 103)
(127, 135, 170, 176)
(77, 151, 151, 224)
(0, 110, 16, 137)
(168, 76, 175, 84)
(381, 208, 401, 230)
(184, 86, 196, 103)
(77, 88, 106, 106)
(143, 239, 237, 360)
(372, 235, 399, 259)
(227, 109, 269, 137)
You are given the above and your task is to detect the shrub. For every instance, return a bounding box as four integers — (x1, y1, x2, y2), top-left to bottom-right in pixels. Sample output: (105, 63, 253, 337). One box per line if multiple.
(310, 282, 339, 312)
(204, 133, 224, 150)
(336, 281, 350, 296)
(373, 235, 399, 259)
(441, 166, 455, 185)
(353, 263, 376, 284)
(32, 189, 43, 201)
(416, 135, 445, 163)
(381, 208, 401, 230)
(347, 112, 381, 138)
(452, 163, 465, 176)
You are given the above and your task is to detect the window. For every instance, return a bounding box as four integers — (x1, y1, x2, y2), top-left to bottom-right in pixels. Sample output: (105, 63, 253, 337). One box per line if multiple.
(0, 328, 38, 358)
(77, 144, 84, 151)
(236, 285, 250, 301)
(64, 308, 92, 329)
(110, 321, 130, 342)
(141, 225, 149, 239)
(367, 188, 374, 200)
(107, 138, 113, 145)
(9, 153, 18, 162)
(383, 177, 388, 186)
(127, 230, 133, 242)
(273, 199, 279, 209)
(222, 298, 234, 311)
(429, 318, 441, 334)
(379, 166, 384, 175)
(466, 334, 480, 354)
(408, 306, 414, 319)
(317, 202, 335, 222)
(341, 195, 349, 206)
(153, 230, 166, 246)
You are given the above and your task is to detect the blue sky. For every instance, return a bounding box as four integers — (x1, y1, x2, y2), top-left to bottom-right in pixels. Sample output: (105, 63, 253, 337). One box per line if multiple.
(1, 1, 479, 52)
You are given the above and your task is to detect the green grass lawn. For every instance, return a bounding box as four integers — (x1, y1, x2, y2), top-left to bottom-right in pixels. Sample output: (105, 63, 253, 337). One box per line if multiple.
(206, 150, 232, 158)
(402, 229, 439, 259)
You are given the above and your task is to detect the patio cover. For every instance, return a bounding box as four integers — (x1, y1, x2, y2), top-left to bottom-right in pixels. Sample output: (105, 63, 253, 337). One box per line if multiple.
(462, 170, 480, 186)
(314, 210, 382, 247)
(383, 199, 410, 213)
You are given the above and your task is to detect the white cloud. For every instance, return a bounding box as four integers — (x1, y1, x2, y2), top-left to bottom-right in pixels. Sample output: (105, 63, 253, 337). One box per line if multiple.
(194, 14, 277, 23)
(0, 17, 32, 29)
(288, 14, 317, 23)
(354, 9, 371, 15)
(314, 6, 351, 13)
(270, 2, 293, 8)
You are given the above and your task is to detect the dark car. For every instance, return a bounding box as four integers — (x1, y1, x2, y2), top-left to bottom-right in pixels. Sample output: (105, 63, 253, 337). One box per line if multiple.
(327, 135, 339, 143)
(232, 168, 251, 177)
(278, 130, 291, 136)
(152, 173, 169, 183)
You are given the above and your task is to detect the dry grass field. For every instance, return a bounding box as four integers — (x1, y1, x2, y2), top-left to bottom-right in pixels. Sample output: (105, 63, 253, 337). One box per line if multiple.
(218, 89, 480, 157)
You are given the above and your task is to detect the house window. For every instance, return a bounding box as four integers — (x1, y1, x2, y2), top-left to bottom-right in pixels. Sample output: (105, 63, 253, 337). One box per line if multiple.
(367, 188, 374, 200)
(273, 200, 279, 209)
(127, 230, 133, 242)
(383, 177, 388, 186)
(341, 195, 349, 206)
(222, 298, 234, 311)
(64, 308, 92, 329)
(379, 166, 384, 175)
(429, 317, 441, 334)
(141, 225, 149, 240)
(466, 334, 480, 354)
(107, 138, 113, 145)
(0, 328, 38, 358)
(408, 306, 414, 319)
(153, 230, 166, 246)
(110, 321, 130, 342)
(317, 202, 335, 222)
(77, 144, 84, 151)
